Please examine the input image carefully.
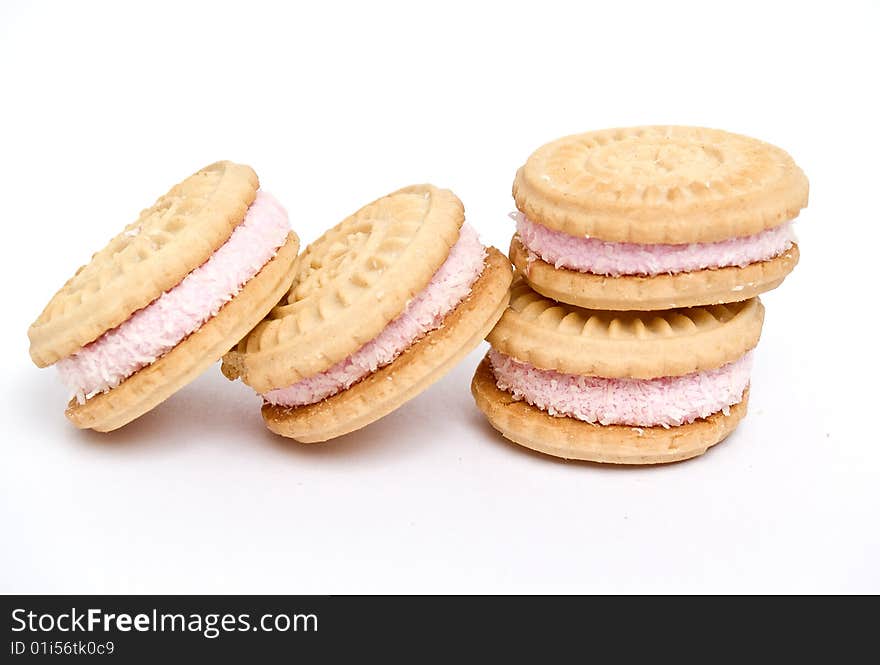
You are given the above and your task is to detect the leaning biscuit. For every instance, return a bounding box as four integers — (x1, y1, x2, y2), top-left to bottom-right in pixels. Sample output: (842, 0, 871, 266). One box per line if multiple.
(511, 126, 808, 309)
(263, 249, 511, 442)
(223, 185, 514, 442)
(28, 162, 300, 431)
(473, 279, 763, 464)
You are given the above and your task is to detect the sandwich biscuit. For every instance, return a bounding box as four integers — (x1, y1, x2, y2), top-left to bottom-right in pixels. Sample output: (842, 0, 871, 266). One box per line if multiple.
(28, 161, 300, 431)
(511, 126, 807, 309)
(223, 185, 513, 442)
(472, 279, 764, 464)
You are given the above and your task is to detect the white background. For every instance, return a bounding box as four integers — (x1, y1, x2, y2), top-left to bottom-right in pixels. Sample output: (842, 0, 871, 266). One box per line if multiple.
(1, 1, 877, 594)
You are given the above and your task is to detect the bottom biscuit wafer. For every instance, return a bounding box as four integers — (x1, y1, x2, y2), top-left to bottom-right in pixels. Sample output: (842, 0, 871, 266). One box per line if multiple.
(471, 357, 748, 464)
(66, 234, 300, 432)
(262, 248, 512, 442)
(510, 236, 799, 310)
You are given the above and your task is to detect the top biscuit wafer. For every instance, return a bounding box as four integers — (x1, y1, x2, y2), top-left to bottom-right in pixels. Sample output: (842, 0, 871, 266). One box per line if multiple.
(487, 279, 764, 379)
(222, 184, 464, 393)
(28, 161, 258, 367)
(513, 126, 808, 244)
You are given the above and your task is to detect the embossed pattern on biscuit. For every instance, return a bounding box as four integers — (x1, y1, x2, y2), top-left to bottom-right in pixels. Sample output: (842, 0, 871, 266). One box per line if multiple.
(514, 126, 809, 243)
(260, 248, 514, 442)
(29, 161, 259, 367)
(487, 279, 764, 379)
(223, 185, 465, 393)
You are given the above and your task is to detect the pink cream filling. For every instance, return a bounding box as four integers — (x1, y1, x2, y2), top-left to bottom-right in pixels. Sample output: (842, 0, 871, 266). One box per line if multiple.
(57, 191, 291, 403)
(264, 223, 487, 407)
(514, 212, 795, 277)
(488, 348, 752, 428)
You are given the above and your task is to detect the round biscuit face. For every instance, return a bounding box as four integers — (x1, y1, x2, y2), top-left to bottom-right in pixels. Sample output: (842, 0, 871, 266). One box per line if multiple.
(224, 185, 464, 393)
(28, 161, 259, 367)
(261, 248, 513, 442)
(487, 278, 764, 379)
(514, 126, 808, 243)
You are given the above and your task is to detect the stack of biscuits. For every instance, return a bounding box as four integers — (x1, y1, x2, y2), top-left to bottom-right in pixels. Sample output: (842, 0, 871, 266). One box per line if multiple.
(472, 126, 808, 464)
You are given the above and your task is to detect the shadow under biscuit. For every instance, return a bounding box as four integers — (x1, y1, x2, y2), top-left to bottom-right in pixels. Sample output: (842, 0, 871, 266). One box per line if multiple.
(252, 353, 492, 464)
(253, 400, 430, 465)
(65, 367, 264, 450)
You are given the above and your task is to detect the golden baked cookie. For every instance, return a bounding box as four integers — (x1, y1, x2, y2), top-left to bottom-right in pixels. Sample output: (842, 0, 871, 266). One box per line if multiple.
(67, 236, 299, 431)
(29, 161, 259, 367)
(263, 249, 511, 442)
(511, 126, 807, 309)
(514, 126, 808, 243)
(487, 278, 764, 379)
(223, 184, 464, 392)
(473, 280, 761, 464)
(28, 162, 299, 430)
(223, 185, 513, 442)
